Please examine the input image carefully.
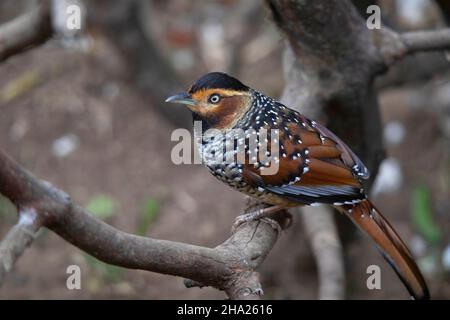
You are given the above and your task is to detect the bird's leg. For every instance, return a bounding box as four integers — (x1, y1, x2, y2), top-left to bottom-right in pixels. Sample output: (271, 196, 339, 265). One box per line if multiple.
(232, 204, 286, 233)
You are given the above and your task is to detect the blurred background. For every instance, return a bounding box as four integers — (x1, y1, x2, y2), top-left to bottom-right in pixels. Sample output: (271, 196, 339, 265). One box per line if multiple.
(0, 0, 449, 299)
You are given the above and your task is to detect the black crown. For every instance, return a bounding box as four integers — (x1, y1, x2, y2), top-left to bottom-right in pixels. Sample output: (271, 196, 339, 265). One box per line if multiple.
(189, 72, 249, 93)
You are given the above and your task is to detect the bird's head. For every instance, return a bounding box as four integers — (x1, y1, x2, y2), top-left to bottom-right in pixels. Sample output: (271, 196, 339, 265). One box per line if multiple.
(165, 72, 252, 130)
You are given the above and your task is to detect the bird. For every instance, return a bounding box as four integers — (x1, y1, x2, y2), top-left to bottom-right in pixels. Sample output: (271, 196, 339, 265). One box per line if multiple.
(165, 71, 429, 300)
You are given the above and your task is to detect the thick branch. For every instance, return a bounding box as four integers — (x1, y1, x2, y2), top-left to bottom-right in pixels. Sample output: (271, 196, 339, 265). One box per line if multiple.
(0, 2, 52, 62)
(0, 147, 283, 299)
(401, 29, 450, 53)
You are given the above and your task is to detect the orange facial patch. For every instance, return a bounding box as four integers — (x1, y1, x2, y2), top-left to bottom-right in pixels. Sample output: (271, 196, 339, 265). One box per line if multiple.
(189, 89, 251, 129)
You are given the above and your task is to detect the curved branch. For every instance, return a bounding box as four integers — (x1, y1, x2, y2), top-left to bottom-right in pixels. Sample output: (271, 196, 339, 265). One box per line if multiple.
(0, 147, 285, 299)
(0, 1, 52, 62)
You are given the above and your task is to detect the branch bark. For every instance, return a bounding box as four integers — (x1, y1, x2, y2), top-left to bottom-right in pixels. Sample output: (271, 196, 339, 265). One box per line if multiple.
(376, 28, 450, 66)
(0, 1, 52, 62)
(0, 208, 40, 284)
(400, 29, 450, 53)
(0, 147, 288, 299)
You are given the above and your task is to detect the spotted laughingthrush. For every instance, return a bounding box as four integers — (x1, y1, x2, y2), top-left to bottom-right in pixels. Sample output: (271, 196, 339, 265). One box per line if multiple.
(166, 72, 429, 300)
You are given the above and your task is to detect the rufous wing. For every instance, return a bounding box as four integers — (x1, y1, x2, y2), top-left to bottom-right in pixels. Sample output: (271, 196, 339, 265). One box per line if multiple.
(242, 112, 365, 205)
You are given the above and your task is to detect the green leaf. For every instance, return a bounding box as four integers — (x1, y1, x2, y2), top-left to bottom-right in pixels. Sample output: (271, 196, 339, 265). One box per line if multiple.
(86, 195, 116, 220)
(411, 185, 441, 245)
(136, 199, 159, 236)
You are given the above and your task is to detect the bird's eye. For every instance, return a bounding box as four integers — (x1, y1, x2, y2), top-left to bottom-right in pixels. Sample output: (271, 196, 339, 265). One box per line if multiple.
(208, 94, 221, 104)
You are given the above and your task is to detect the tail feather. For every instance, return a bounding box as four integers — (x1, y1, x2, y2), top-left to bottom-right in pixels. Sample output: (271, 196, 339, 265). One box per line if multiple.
(336, 199, 429, 300)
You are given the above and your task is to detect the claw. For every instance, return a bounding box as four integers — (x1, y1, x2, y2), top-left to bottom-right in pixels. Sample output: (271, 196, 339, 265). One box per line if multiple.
(231, 205, 285, 233)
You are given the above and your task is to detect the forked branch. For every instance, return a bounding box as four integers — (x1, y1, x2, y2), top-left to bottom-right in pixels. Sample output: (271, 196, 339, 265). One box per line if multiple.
(0, 147, 290, 299)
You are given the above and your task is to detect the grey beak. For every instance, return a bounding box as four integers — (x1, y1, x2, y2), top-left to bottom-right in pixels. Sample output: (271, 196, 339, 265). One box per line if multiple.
(165, 92, 196, 106)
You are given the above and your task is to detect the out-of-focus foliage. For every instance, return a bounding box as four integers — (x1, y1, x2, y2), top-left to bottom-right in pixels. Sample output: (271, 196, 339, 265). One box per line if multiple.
(86, 195, 116, 220)
(136, 198, 159, 236)
(83, 253, 124, 282)
(0, 70, 42, 103)
(411, 185, 441, 245)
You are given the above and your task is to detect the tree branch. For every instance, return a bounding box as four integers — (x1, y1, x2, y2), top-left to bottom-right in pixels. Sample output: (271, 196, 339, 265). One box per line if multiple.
(0, 208, 40, 284)
(400, 29, 450, 53)
(376, 28, 450, 66)
(0, 1, 52, 62)
(0, 147, 287, 299)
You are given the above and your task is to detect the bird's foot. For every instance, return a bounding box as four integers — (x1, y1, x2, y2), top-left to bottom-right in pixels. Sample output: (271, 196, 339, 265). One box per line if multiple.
(232, 205, 285, 233)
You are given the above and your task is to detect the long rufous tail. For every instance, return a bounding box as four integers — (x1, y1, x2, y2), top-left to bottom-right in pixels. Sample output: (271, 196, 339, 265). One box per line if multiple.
(336, 199, 429, 300)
